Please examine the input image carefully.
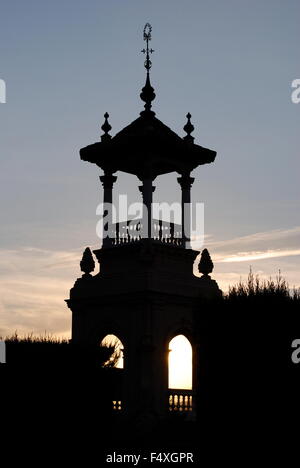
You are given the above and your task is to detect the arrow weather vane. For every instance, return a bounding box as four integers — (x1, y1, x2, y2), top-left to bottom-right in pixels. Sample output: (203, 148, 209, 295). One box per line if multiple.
(141, 23, 154, 71)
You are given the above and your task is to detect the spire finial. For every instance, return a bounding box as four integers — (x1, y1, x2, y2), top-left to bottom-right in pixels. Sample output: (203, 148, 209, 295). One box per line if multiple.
(101, 112, 112, 142)
(140, 23, 156, 116)
(141, 23, 154, 72)
(183, 113, 195, 143)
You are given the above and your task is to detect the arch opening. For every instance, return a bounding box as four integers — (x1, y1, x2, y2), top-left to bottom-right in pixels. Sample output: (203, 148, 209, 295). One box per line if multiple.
(100, 334, 124, 369)
(168, 334, 192, 390)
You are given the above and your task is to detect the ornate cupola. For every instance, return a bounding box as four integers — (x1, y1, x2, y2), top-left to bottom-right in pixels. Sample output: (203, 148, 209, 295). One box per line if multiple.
(67, 24, 221, 428)
(80, 23, 216, 249)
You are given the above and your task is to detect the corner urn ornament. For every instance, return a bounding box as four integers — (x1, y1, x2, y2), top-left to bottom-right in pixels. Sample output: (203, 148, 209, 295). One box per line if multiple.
(80, 247, 95, 276)
(198, 248, 214, 277)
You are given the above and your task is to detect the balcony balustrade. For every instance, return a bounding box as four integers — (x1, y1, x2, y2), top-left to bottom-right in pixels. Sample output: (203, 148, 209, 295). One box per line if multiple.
(109, 219, 183, 247)
(168, 389, 193, 412)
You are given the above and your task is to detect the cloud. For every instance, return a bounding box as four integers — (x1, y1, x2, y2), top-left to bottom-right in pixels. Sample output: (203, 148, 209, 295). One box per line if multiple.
(206, 226, 300, 254)
(217, 249, 300, 263)
(193, 226, 300, 290)
(201, 226, 300, 263)
(0, 247, 90, 338)
(213, 256, 300, 293)
(1, 227, 299, 336)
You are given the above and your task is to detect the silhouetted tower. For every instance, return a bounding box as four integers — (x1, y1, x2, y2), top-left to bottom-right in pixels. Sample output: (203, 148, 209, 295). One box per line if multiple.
(67, 24, 221, 426)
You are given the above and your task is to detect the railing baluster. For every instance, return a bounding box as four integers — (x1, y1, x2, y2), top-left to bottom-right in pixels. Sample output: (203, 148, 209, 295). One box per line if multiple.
(168, 389, 193, 412)
(116, 222, 120, 245)
(127, 220, 130, 243)
(159, 219, 163, 241)
(170, 222, 174, 244)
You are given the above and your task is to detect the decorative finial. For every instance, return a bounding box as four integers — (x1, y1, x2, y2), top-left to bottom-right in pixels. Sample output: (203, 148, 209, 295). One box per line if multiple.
(198, 248, 214, 277)
(80, 247, 95, 276)
(183, 113, 195, 143)
(141, 23, 154, 71)
(140, 23, 156, 116)
(101, 112, 112, 142)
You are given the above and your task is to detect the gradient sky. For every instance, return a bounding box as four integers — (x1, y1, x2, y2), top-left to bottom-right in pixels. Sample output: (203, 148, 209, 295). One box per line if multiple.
(0, 0, 299, 337)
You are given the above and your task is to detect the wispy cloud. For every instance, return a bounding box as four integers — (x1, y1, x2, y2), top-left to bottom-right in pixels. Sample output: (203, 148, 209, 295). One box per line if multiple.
(194, 226, 300, 289)
(219, 249, 300, 263)
(203, 226, 300, 262)
(0, 247, 89, 338)
(206, 226, 300, 253)
(1, 227, 299, 336)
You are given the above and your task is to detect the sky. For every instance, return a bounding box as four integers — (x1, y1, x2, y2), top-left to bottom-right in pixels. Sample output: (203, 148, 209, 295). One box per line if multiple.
(0, 0, 299, 337)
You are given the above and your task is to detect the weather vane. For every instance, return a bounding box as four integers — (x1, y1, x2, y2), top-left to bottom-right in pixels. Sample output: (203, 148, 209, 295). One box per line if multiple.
(141, 23, 154, 71)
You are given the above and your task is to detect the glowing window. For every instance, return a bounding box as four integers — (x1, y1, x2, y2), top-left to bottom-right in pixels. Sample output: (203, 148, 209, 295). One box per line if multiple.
(100, 334, 124, 369)
(168, 335, 192, 390)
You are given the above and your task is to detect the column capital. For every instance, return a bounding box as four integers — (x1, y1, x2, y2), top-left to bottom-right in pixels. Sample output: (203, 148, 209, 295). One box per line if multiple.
(99, 173, 117, 189)
(177, 174, 195, 190)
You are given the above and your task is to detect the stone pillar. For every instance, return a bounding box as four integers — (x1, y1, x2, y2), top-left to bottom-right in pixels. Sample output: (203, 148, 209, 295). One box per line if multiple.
(139, 178, 155, 240)
(99, 173, 117, 248)
(177, 174, 194, 249)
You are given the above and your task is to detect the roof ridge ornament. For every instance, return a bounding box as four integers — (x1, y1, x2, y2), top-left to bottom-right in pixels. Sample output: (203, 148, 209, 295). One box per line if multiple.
(140, 23, 156, 117)
(183, 113, 195, 143)
(101, 112, 112, 141)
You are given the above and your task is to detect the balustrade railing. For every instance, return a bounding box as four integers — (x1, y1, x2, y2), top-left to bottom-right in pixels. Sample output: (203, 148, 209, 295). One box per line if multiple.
(110, 219, 183, 247)
(112, 392, 194, 414)
(168, 389, 193, 412)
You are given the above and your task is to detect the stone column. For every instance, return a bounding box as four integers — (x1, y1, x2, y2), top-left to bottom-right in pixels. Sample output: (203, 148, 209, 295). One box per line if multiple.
(139, 178, 155, 240)
(177, 174, 195, 249)
(99, 173, 117, 248)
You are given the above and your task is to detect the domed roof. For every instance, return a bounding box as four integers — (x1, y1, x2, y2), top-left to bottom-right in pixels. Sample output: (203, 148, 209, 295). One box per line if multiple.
(80, 23, 216, 179)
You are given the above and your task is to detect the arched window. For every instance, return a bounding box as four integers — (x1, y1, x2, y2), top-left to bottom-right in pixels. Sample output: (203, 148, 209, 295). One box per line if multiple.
(100, 334, 124, 369)
(168, 334, 192, 390)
